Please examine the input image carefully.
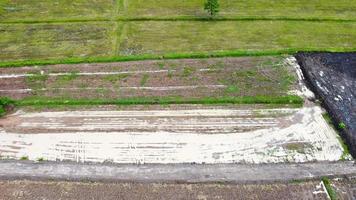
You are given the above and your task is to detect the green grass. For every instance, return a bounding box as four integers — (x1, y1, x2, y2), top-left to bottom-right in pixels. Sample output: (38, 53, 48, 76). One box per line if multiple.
(15, 95, 303, 107)
(0, 0, 115, 22)
(0, 22, 116, 62)
(0, 20, 355, 65)
(121, 0, 356, 20)
(1, 0, 355, 22)
(52, 72, 79, 87)
(20, 156, 28, 160)
(0, 97, 14, 117)
(322, 177, 338, 200)
(0, 49, 355, 69)
(119, 21, 356, 56)
(181, 66, 196, 77)
(0, 19, 354, 64)
(25, 72, 49, 90)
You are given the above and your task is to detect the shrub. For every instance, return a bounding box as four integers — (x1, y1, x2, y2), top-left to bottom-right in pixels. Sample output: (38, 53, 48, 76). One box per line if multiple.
(338, 122, 346, 130)
(0, 97, 15, 117)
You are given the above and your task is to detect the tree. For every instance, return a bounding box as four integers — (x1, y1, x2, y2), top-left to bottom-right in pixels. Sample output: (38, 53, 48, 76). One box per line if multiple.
(204, 0, 219, 17)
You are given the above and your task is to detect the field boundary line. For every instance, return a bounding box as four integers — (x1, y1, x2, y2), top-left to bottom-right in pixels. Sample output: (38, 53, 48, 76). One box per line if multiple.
(0, 160, 355, 184)
(0, 49, 356, 68)
(1, 17, 356, 24)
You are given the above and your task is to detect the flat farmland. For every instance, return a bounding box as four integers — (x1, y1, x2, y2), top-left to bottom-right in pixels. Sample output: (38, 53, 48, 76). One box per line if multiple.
(122, 0, 356, 20)
(0, 0, 117, 22)
(0, 0, 355, 63)
(119, 21, 356, 55)
(1, 21, 354, 62)
(0, 180, 329, 200)
(1, 0, 355, 21)
(0, 22, 116, 61)
(0, 57, 297, 101)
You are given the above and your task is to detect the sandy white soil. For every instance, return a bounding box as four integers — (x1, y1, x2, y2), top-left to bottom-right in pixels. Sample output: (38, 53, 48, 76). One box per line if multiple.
(0, 106, 343, 164)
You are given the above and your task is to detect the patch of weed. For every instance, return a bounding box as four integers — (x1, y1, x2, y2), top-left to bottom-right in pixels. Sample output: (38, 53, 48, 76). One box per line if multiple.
(322, 177, 337, 200)
(157, 62, 165, 69)
(104, 74, 130, 84)
(25, 71, 49, 90)
(181, 66, 196, 77)
(225, 85, 239, 94)
(20, 156, 28, 160)
(338, 122, 346, 130)
(0, 97, 15, 117)
(140, 74, 149, 86)
(55, 71, 79, 86)
(37, 157, 44, 162)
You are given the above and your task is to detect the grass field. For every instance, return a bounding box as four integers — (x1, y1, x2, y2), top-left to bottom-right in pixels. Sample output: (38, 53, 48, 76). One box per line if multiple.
(0, 22, 116, 61)
(0, 0, 117, 22)
(0, 20, 354, 62)
(119, 21, 356, 55)
(122, 0, 356, 20)
(1, 0, 355, 21)
(0, 0, 355, 64)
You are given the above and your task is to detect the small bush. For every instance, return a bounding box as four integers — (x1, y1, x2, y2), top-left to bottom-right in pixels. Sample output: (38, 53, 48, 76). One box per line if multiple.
(338, 122, 346, 130)
(0, 97, 15, 117)
(20, 156, 29, 160)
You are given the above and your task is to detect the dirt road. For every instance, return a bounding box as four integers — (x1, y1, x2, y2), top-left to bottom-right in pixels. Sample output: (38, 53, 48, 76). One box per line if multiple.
(0, 160, 355, 184)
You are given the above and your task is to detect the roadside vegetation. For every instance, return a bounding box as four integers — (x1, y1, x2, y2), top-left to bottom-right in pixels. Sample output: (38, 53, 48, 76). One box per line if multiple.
(322, 113, 351, 160)
(322, 177, 338, 200)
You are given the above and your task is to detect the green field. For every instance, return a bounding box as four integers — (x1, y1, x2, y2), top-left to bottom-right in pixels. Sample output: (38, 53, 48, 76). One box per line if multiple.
(0, 22, 116, 61)
(1, 0, 356, 21)
(0, 0, 355, 64)
(119, 21, 356, 55)
(0, 0, 117, 22)
(0, 20, 355, 62)
(122, 0, 356, 20)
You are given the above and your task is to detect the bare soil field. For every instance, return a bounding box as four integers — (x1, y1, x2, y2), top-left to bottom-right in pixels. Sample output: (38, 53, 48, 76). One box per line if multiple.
(331, 177, 356, 199)
(0, 57, 296, 100)
(0, 180, 329, 200)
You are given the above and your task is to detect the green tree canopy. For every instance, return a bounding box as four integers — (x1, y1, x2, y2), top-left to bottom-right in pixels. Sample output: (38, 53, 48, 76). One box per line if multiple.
(204, 0, 219, 17)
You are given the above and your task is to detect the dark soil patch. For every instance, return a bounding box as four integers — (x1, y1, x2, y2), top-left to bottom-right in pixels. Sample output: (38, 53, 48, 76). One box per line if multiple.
(296, 52, 356, 156)
(0, 180, 328, 200)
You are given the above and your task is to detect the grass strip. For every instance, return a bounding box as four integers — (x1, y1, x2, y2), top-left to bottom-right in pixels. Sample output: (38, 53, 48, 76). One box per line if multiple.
(1, 49, 355, 68)
(322, 177, 338, 200)
(15, 95, 303, 107)
(1, 16, 356, 24)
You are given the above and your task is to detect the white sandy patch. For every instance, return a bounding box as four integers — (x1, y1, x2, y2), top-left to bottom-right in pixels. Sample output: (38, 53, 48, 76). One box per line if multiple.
(285, 57, 315, 100)
(0, 106, 343, 164)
